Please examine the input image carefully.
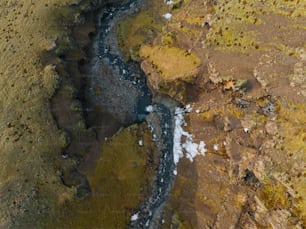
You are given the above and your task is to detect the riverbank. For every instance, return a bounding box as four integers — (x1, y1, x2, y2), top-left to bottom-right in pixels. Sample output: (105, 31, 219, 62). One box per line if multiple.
(120, 0, 306, 227)
(1, 0, 305, 227)
(0, 0, 129, 227)
(45, 1, 181, 227)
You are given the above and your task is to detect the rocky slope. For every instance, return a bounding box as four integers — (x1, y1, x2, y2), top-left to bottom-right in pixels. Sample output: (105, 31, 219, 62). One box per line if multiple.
(118, 0, 306, 227)
(1, 0, 305, 228)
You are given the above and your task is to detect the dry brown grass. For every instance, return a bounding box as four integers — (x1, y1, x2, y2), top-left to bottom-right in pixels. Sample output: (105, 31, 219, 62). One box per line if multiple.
(0, 0, 88, 227)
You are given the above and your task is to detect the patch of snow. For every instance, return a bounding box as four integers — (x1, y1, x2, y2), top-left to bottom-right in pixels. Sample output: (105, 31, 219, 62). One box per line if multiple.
(146, 105, 154, 112)
(138, 140, 143, 146)
(163, 13, 172, 20)
(195, 109, 200, 113)
(198, 141, 207, 155)
(213, 144, 219, 151)
(223, 141, 227, 145)
(173, 105, 207, 175)
(131, 212, 139, 221)
(183, 141, 199, 162)
(244, 127, 249, 133)
(185, 104, 192, 112)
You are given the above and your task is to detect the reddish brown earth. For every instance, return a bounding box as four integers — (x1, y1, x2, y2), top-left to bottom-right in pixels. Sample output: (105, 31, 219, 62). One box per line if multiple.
(119, 0, 306, 228)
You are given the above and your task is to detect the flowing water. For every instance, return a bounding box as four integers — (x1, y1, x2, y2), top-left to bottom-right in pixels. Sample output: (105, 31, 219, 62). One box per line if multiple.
(84, 1, 177, 228)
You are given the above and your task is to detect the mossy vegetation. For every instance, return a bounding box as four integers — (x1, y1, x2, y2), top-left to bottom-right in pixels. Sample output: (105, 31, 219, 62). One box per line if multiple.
(43, 123, 158, 229)
(0, 0, 100, 227)
(116, 1, 164, 60)
(259, 178, 290, 210)
(276, 102, 306, 223)
(264, 0, 306, 17)
(206, 0, 306, 52)
(158, 78, 188, 101)
(140, 45, 200, 80)
(205, 0, 261, 52)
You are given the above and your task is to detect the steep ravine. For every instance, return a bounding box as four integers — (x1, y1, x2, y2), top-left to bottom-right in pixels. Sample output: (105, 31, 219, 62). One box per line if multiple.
(50, 0, 179, 228)
(86, 2, 179, 227)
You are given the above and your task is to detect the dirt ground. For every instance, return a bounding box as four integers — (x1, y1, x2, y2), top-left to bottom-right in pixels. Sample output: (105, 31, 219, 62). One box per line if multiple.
(0, 0, 107, 227)
(0, 0, 161, 228)
(1, 0, 305, 228)
(120, 0, 306, 227)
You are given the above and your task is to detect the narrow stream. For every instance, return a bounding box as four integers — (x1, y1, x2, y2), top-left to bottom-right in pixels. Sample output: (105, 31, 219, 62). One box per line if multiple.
(84, 0, 177, 228)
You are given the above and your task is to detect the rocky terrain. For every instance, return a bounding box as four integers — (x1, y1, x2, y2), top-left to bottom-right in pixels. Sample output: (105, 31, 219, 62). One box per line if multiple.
(118, 0, 306, 227)
(0, 0, 305, 228)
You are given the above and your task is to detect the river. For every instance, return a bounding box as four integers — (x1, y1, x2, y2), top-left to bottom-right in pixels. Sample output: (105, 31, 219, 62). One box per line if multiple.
(84, 0, 177, 228)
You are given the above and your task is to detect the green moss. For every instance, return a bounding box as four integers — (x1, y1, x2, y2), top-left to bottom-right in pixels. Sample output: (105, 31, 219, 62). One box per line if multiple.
(206, 24, 258, 53)
(70, 101, 82, 112)
(161, 31, 177, 45)
(259, 179, 290, 210)
(172, 211, 193, 229)
(158, 80, 187, 102)
(262, 102, 306, 223)
(77, 120, 86, 129)
(198, 111, 214, 121)
(204, 0, 263, 52)
(117, 8, 162, 60)
(263, 0, 306, 17)
(44, 123, 158, 229)
(59, 131, 70, 148)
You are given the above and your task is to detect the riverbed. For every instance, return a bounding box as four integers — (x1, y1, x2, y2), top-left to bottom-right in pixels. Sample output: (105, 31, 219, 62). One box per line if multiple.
(84, 1, 178, 228)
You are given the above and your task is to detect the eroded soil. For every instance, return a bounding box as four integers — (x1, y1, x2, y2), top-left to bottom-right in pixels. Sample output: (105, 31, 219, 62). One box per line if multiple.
(1, 0, 306, 228)
(118, 0, 306, 227)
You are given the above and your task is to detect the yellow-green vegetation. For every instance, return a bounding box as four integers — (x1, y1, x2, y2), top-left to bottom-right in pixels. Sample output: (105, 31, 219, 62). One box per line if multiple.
(163, 175, 197, 229)
(206, 0, 261, 52)
(139, 45, 201, 80)
(117, 1, 162, 60)
(259, 178, 290, 210)
(276, 102, 306, 223)
(0, 0, 98, 227)
(158, 80, 187, 101)
(264, 0, 306, 17)
(170, 211, 193, 229)
(45, 123, 158, 228)
(117, 0, 306, 227)
(198, 111, 214, 121)
(194, 103, 244, 122)
(206, 0, 306, 52)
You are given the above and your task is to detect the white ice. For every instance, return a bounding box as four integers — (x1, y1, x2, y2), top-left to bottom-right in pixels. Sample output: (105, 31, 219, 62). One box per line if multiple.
(173, 105, 207, 175)
(146, 105, 154, 112)
(163, 13, 172, 20)
(131, 212, 139, 221)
